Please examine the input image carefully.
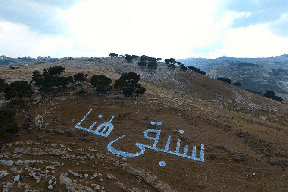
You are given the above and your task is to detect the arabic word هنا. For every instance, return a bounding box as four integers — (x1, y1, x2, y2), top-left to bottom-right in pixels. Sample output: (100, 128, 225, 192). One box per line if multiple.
(75, 109, 115, 137)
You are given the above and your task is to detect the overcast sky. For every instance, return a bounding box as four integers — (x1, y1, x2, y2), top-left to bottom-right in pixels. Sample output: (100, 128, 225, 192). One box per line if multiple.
(0, 0, 287, 59)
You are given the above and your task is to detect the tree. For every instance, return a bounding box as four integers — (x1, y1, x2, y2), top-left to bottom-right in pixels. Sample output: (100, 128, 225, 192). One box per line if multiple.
(115, 72, 145, 97)
(188, 66, 206, 75)
(73, 73, 87, 82)
(263, 91, 283, 102)
(0, 78, 7, 92)
(147, 57, 157, 70)
(0, 108, 18, 138)
(109, 53, 118, 57)
(46, 66, 65, 76)
(125, 54, 138, 63)
(4, 81, 33, 100)
(31, 70, 43, 86)
(178, 63, 187, 71)
(138, 55, 147, 67)
(164, 58, 176, 70)
(263, 91, 275, 98)
(217, 77, 231, 84)
(90, 75, 112, 93)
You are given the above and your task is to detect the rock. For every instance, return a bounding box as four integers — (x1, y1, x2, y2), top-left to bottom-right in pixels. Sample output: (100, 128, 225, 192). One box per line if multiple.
(198, 184, 205, 189)
(45, 129, 53, 133)
(209, 154, 216, 160)
(48, 185, 53, 190)
(70, 142, 75, 146)
(14, 175, 20, 181)
(55, 130, 64, 135)
(84, 174, 88, 179)
(232, 155, 244, 163)
(37, 135, 44, 141)
(107, 173, 117, 180)
(236, 129, 245, 137)
(44, 139, 49, 144)
(0, 160, 14, 167)
(0, 170, 9, 178)
(48, 179, 53, 185)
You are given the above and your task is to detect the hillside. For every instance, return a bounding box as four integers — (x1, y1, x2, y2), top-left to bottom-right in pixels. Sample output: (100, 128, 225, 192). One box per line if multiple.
(0, 58, 288, 191)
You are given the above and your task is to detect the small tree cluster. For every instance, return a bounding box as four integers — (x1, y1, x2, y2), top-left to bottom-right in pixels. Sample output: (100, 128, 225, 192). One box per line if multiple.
(125, 54, 138, 63)
(187, 66, 206, 75)
(115, 72, 146, 97)
(109, 53, 118, 57)
(31, 66, 73, 91)
(137, 55, 157, 70)
(263, 91, 283, 102)
(4, 81, 33, 100)
(177, 62, 188, 72)
(164, 58, 176, 70)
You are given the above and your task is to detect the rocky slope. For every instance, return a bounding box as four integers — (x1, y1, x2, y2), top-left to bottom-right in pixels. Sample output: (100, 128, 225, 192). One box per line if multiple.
(0, 58, 288, 191)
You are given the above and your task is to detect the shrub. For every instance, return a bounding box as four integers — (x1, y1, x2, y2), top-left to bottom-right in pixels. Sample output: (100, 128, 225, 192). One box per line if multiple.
(47, 66, 65, 76)
(0, 78, 8, 92)
(217, 77, 231, 84)
(4, 81, 33, 100)
(263, 91, 283, 102)
(0, 108, 18, 138)
(74, 73, 87, 82)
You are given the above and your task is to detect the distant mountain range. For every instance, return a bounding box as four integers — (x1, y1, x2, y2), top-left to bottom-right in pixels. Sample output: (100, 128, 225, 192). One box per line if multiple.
(177, 55, 288, 102)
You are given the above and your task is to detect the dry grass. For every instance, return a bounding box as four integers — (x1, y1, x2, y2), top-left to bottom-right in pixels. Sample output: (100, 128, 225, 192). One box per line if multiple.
(1, 61, 288, 191)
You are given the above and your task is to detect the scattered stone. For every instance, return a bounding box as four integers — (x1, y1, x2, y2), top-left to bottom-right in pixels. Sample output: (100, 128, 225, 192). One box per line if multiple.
(198, 184, 205, 189)
(55, 130, 64, 135)
(48, 185, 53, 190)
(45, 129, 53, 133)
(14, 175, 20, 181)
(236, 129, 245, 137)
(60, 144, 65, 148)
(0, 170, 9, 178)
(0, 160, 14, 167)
(107, 173, 117, 180)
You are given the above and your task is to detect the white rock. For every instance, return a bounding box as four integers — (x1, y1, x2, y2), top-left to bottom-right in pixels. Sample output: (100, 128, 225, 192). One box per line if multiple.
(14, 175, 20, 181)
(48, 185, 53, 190)
(0, 170, 9, 178)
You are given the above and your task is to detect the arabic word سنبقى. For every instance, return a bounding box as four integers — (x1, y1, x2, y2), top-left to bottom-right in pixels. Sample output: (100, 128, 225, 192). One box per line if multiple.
(74, 109, 115, 137)
(107, 122, 205, 164)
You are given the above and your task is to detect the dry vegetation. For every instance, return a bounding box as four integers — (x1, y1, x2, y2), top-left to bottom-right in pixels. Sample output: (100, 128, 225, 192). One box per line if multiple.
(0, 60, 288, 191)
